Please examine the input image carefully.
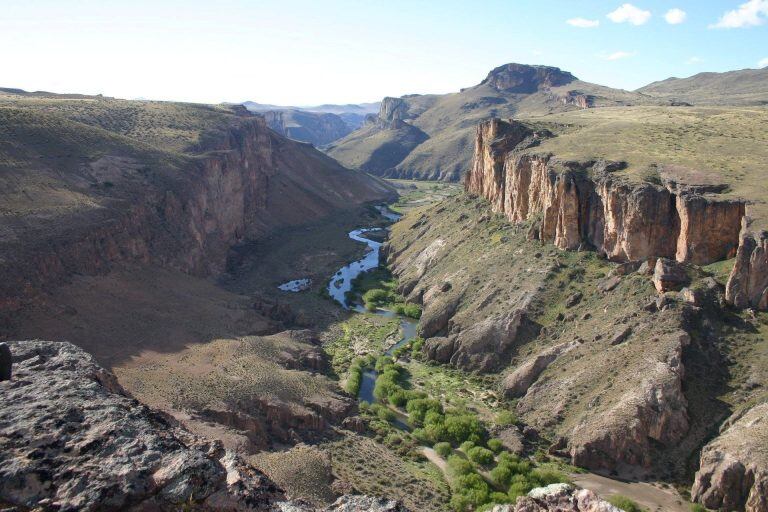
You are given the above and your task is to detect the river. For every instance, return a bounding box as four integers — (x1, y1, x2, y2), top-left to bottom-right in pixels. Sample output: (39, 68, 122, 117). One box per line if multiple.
(326, 206, 418, 404)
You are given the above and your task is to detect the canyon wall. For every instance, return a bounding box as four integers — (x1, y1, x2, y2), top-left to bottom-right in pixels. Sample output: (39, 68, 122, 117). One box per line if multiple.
(466, 119, 766, 307)
(0, 114, 392, 324)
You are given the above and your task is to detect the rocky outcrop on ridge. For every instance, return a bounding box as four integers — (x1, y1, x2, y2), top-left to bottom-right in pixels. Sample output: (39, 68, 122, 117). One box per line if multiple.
(490, 484, 620, 512)
(262, 110, 353, 146)
(692, 402, 768, 512)
(480, 64, 577, 93)
(0, 339, 285, 511)
(466, 118, 745, 267)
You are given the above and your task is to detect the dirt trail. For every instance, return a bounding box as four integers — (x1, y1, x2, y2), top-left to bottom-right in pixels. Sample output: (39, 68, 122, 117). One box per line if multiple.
(572, 473, 689, 512)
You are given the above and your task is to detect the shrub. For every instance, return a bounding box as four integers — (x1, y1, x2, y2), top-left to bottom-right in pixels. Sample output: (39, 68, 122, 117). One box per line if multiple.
(495, 410, 517, 426)
(377, 406, 396, 423)
(487, 438, 503, 453)
(406, 398, 443, 425)
(434, 441, 452, 458)
(690, 505, 707, 512)
(443, 412, 484, 445)
(490, 462, 513, 487)
(453, 473, 490, 510)
(401, 303, 422, 319)
(460, 440, 475, 452)
(490, 492, 510, 504)
(530, 468, 570, 486)
(410, 337, 425, 359)
(447, 455, 475, 477)
(508, 480, 532, 501)
(607, 495, 644, 512)
(388, 389, 409, 407)
(467, 446, 495, 466)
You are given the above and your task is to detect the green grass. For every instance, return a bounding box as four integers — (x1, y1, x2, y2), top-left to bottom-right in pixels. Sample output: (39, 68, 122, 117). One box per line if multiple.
(607, 495, 646, 512)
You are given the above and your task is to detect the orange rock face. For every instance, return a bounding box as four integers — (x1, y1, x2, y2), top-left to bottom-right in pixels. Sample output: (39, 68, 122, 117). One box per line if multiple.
(726, 224, 768, 310)
(466, 119, 745, 266)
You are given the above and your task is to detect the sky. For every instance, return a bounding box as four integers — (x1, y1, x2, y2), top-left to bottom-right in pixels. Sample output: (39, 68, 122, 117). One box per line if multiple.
(1, 0, 766, 105)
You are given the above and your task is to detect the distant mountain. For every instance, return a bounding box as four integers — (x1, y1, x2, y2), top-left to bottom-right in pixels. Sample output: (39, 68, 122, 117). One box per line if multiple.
(636, 67, 768, 106)
(241, 100, 380, 145)
(327, 63, 656, 181)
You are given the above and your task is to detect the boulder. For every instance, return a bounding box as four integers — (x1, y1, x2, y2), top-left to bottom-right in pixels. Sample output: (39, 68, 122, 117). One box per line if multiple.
(491, 483, 620, 512)
(653, 258, 690, 292)
(503, 341, 580, 398)
(609, 326, 632, 346)
(565, 292, 582, 308)
(443, 310, 527, 371)
(0, 340, 285, 511)
(597, 276, 621, 293)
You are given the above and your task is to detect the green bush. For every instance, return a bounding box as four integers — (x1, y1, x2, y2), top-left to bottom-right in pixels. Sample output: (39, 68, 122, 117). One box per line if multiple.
(377, 406, 396, 423)
(487, 438, 503, 453)
(345, 359, 365, 394)
(508, 480, 532, 501)
(434, 441, 452, 458)
(495, 410, 517, 426)
(443, 412, 484, 445)
(388, 389, 409, 407)
(406, 398, 443, 425)
(410, 337, 425, 359)
(362, 288, 391, 308)
(530, 468, 570, 486)
(490, 463, 513, 487)
(467, 446, 495, 466)
(607, 495, 645, 512)
(402, 303, 422, 319)
(452, 473, 490, 511)
(447, 455, 475, 476)
(460, 440, 475, 452)
(690, 505, 707, 512)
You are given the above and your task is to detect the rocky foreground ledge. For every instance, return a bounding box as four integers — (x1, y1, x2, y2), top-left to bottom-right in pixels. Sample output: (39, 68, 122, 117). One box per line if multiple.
(0, 340, 405, 512)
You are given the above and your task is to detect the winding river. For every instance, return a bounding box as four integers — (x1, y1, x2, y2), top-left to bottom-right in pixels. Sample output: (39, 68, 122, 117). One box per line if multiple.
(326, 206, 418, 404)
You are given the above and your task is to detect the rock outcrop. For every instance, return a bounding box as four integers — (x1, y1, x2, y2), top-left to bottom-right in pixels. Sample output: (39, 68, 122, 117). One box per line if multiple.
(726, 222, 768, 310)
(691, 402, 768, 512)
(502, 340, 580, 398)
(0, 340, 285, 511)
(262, 110, 353, 146)
(491, 484, 620, 512)
(481, 64, 577, 93)
(465, 118, 745, 266)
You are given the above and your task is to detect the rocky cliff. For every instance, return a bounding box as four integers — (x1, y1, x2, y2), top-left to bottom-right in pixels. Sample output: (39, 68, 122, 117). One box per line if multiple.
(262, 110, 353, 146)
(691, 402, 768, 512)
(480, 64, 577, 93)
(726, 223, 768, 310)
(466, 118, 746, 264)
(0, 107, 393, 326)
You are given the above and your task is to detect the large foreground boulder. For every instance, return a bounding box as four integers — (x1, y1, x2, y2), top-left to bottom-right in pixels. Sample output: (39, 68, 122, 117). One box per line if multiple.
(491, 484, 620, 512)
(0, 340, 285, 511)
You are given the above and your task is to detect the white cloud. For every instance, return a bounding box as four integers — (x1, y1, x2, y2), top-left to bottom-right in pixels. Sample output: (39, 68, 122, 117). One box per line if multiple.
(710, 0, 768, 28)
(567, 17, 600, 28)
(607, 4, 652, 25)
(759, 57, 768, 68)
(686, 56, 704, 64)
(665, 8, 687, 24)
(604, 51, 635, 61)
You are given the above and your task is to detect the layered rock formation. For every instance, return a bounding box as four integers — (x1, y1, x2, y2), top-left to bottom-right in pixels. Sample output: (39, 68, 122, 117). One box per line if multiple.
(466, 118, 745, 266)
(692, 403, 768, 512)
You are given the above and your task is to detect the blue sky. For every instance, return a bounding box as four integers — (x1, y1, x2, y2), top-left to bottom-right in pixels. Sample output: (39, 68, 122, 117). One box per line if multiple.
(1, 0, 766, 105)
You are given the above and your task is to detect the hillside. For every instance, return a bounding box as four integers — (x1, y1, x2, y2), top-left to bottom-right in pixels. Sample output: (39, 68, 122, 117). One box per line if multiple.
(327, 64, 660, 181)
(637, 67, 768, 106)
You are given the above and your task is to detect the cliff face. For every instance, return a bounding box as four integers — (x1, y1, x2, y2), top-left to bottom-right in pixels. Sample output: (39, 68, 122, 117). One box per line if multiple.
(480, 64, 577, 93)
(466, 118, 746, 267)
(262, 110, 353, 146)
(726, 224, 768, 310)
(0, 114, 393, 324)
